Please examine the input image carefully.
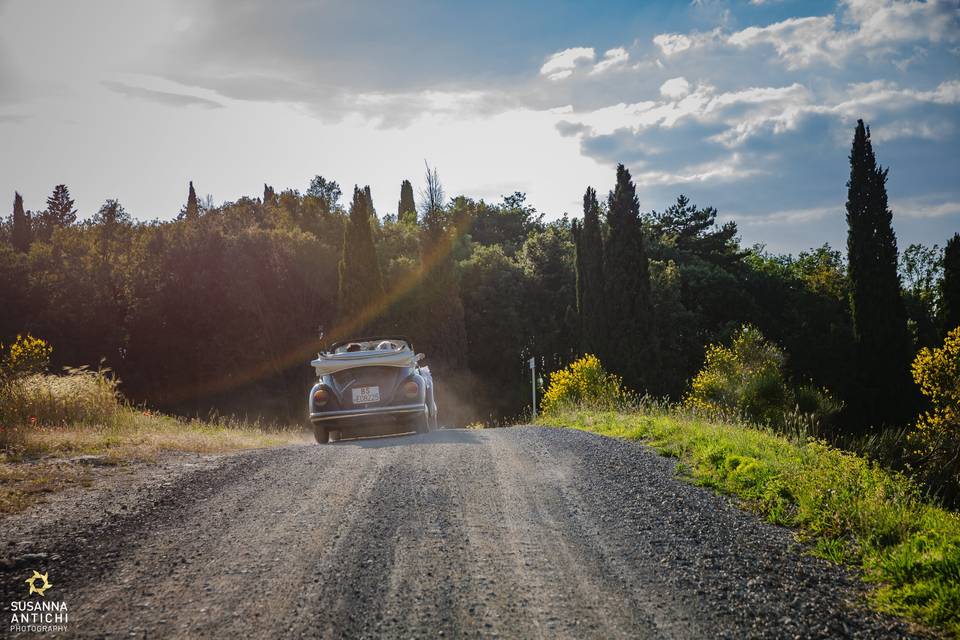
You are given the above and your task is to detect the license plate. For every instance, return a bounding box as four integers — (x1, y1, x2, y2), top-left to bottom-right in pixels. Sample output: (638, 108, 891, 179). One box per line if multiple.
(352, 386, 380, 404)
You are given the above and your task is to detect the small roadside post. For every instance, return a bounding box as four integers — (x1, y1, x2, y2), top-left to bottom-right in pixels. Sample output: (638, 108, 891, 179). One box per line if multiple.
(529, 356, 537, 420)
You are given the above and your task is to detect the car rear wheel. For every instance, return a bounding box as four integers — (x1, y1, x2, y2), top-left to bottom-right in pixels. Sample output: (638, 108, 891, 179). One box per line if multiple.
(314, 424, 329, 444)
(412, 410, 429, 434)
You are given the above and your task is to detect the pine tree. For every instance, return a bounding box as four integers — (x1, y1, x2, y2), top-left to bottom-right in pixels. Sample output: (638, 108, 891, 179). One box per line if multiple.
(45, 184, 77, 226)
(35, 184, 76, 239)
(398, 179, 417, 224)
(576, 186, 605, 356)
(182, 181, 200, 220)
(11, 192, 32, 253)
(603, 164, 657, 391)
(338, 186, 385, 333)
(845, 119, 914, 430)
(942, 233, 960, 334)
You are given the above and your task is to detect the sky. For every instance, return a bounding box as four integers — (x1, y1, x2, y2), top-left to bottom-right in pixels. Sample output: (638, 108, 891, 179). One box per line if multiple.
(0, 0, 957, 253)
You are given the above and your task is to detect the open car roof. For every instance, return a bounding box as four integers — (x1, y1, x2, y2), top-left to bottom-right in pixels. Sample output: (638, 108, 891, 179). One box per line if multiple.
(312, 336, 419, 376)
(325, 335, 413, 354)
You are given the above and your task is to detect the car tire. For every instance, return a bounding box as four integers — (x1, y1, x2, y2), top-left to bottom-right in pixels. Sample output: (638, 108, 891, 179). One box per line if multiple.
(413, 410, 429, 434)
(314, 424, 329, 444)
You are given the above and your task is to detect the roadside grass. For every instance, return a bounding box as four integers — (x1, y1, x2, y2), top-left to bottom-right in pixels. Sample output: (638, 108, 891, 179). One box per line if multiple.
(1, 371, 306, 514)
(538, 406, 960, 637)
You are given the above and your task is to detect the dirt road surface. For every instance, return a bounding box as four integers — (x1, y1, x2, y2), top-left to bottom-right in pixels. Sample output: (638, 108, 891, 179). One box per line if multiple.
(1, 427, 922, 639)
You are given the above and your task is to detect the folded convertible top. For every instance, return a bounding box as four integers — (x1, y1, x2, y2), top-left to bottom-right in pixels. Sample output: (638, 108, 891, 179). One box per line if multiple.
(311, 348, 418, 376)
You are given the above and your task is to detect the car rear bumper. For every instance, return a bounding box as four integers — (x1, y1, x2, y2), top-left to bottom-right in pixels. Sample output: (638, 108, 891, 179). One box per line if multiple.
(309, 403, 426, 424)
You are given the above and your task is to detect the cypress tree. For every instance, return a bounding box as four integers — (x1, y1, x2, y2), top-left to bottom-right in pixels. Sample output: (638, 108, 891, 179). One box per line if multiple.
(338, 186, 385, 333)
(577, 186, 605, 356)
(942, 233, 960, 334)
(603, 165, 656, 391)
(183, 181, 200, 220)
(845, 119, 914, 430)
(572, 218, 583, 318)
(398, 179, 417, 224)
(11, 192, 32, 253)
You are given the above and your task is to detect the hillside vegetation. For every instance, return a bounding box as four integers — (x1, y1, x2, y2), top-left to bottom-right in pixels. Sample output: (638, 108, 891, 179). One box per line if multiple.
(541, 406, 960, 635)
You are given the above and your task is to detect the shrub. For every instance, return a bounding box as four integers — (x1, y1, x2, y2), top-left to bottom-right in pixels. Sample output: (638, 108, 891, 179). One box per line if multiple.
(909, 327, 960, 503)
(1, 334, 52, 380)
(541, 354, 628, 414)
(686, 325, 840, 435)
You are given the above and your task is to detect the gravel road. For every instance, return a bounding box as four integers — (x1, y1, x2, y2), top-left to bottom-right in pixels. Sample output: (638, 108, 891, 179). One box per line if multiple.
(1, 426, 924, 639)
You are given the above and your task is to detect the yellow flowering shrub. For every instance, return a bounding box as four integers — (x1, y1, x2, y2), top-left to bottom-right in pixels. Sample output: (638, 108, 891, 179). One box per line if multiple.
(685, 324, 839, 434)
(2, 334, 52, 380)
(541, 354, 627, 414)
(685, 325, 788, 424)
(909, 327, 960, 498)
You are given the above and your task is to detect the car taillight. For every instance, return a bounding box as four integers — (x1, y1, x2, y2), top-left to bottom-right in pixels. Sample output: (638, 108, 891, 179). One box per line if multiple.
(313, 388, 329, 407)
(403, 380, 419, 399)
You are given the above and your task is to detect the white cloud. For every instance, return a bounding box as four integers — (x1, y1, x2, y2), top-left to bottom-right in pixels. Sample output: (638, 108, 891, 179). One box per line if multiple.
(728, 16, 840, 68)
(540, 47, 595, 81)
(631, 155, 763, 187)
(734, 205, 835, 226)
(652, 30, 719, 56)
(660, 77, 691, 99)
(893, 198, 960, 219)
(590, 47, 630, 75)
(726, 0, 960, 69)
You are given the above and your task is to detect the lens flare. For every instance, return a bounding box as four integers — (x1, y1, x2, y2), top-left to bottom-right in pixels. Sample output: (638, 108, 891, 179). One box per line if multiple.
(159, 214, 471, 405)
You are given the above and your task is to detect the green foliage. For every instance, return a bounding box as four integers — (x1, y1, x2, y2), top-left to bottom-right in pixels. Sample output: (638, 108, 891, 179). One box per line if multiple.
(459, 245, 527, 418)
(543, 407, 960, 635)
(686, 325, 840, 435)
(846, 119, 915, 430)
(11, 192, 31, 253)
(397, 179, 417, 224)
(182, 181, 200, 220)
(909, 327, 960, 503)
(647, 194, 741, 265)
(603, 164, 657, 391)
(541, 354, 628, 414)
(574, 186, 605, 356)
(900, 242, 943, 348)
(943, 233, 960, 336)
(338, 186, 385, 332)
(33, 184, 77, 241)
(519, 224, 577, 369)
(306, 175, 342, 211)
(467, 192, 544, 256)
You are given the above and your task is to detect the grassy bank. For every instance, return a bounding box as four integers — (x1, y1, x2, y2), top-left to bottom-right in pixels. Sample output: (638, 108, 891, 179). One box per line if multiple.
(1, 369, 304, 514)
(539, 407, 960, 636)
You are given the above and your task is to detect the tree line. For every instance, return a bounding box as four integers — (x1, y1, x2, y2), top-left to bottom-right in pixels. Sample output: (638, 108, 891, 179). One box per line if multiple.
(1, 120, 958, 435)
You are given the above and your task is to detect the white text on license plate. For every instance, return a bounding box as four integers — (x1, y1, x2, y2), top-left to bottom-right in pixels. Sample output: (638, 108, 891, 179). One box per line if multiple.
(352, 386, 380, 404)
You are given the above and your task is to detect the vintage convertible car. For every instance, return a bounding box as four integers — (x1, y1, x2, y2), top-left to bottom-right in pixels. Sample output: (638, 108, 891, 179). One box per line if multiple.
(307, 336, 438, 443)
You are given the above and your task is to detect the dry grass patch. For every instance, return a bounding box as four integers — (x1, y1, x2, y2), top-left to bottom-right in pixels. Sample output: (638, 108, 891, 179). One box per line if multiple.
(0, 461, 94, 514)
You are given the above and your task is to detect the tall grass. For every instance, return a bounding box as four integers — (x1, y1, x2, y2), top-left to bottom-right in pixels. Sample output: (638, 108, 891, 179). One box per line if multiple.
(0, 368, 120, 450)
(0, 368, 303, 459)
(540, 405, 960, 636)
